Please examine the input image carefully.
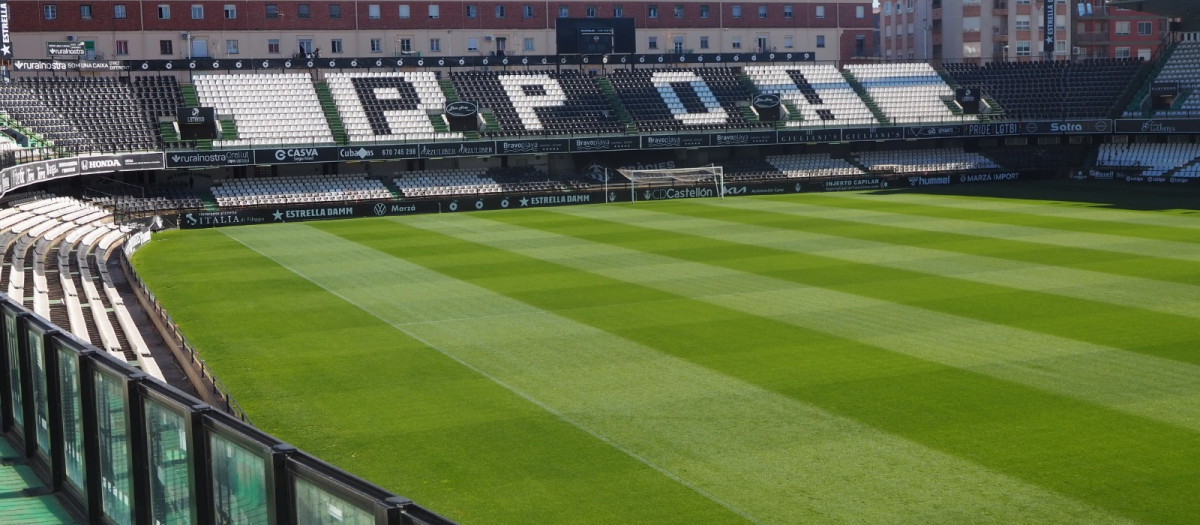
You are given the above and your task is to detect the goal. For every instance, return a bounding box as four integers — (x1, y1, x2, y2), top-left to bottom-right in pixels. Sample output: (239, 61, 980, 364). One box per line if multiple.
(616, 165, 725, 203)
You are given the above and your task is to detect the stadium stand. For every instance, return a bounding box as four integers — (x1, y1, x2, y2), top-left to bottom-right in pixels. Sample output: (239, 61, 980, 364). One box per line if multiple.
(210, 173, 392, 206)
(851, 147, 1005, 174)
(607, 67, 768, 132)
(1093, 142, 1200, 177)
(744, 65, 880, 127)
(943, 59, 1144, 120)
(326, 71, 464, 143)
(1138, 41, 1200, 115)
(84, 185, 205, 215)
(0, 194, 161, 378)
(15, 77, 160, 152)
(393, 167, 594, 197)
(0, 82, 92, 152)
(193, 73, 335, 147)
(843, 63, 966, 124)
(450, 70, 626, 137)
(765, 153, 868, 178)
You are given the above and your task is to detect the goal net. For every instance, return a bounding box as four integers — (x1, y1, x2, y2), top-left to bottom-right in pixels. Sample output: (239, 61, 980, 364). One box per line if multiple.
(616, 165, 725, 203)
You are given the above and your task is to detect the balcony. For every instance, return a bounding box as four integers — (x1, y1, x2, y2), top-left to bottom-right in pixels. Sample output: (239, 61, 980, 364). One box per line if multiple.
(1075, 32, 1113, 44)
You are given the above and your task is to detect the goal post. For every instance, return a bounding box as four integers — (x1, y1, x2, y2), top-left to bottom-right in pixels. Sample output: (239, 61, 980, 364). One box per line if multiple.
(616, 165, 725, 203)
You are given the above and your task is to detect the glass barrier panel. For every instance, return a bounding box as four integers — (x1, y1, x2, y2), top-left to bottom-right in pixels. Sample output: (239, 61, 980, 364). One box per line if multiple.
(95, 368, 133, 525)
(145, 396, 192, 525)
(28, 328, 49, 458)
(210, 431, 270, 524)
(293, 476, 375, 525)
(5, 311, 21, 429)
(56, 342, 86, 495)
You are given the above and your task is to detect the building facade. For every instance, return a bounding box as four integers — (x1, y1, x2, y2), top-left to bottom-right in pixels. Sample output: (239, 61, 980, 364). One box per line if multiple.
(879, 0, 1166, 63)
(8, 0, 875, 63)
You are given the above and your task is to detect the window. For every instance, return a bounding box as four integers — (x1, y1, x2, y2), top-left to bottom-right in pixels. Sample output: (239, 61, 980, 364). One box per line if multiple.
(297, 4, 310, 18)
(1015, 0, 1029, 3)
(1016, 40, 1031, 56)
(732, 5, 742, 18)
(224, 4, 236, 18)
(1115, 21, 1130, 35)
(559, 5, 568, 16)
(524, 37, 535, 51)
(157, 4, 169, 18)
(226, 39, 239, 54)
(266, 4, 278, 18)
(674, 4, 683, 17)
(268, 39, 280, 53)
(159, 40, 173, 55)
(370, 38, 383, 53)
(80, 5, 92, 19)
(299, 39, 313, 53)
(815, 5, 825, 18)
(191, 4, 203, 18)
(495, 5, 505, 17)
(700, 36, 709, 49)
(963, 16, 980, 32)
(467, 38, 479, 51)
(855, 35, 864, 56)
(368, 4, 380, 18)
(587, 4, 596, 17)
(331, 38, 343, 53)
(648, 36, 657, 49)
(466, 4, 477, 17)
(329, 4, 341, 18)
(428, 38, 440, 51)
(963, 42, 981, 57)
(673, 35, 684, 53)
(44, 4, 57, 19)
(1115, 46, 1131, 58)
(428, 4, 439, 18)
(758, 5, 767, 18)
(732, 36, 742, 49)
(699, 4, 709, 17)
(399, 5, 410, 18)
(883, 2, 890, 14)
(1138, 21, 1153, 35)
(526, 5, 536, 18)
(783, 5, 792, 18)
(648, 4, 658, 17)
(816, 35, 825, 48)
(784, 35, 793, 48)
(856, 5, 864, 18)
(1015, 16, 1030, 31)
(114, 4, 126, 18)
(613, 5, 623, 16)
(115, 40, 129, 55)
(400, 38, 413, 53)
(1055, 40, 1067, 54)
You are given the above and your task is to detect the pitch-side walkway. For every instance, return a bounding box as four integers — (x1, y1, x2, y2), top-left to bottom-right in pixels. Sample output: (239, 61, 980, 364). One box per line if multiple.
(0, 440, 78, 523)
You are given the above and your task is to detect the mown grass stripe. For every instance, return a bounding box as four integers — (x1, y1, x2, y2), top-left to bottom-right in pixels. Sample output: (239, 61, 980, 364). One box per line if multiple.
(226, 222, 1132, 525)
(353, 212, 1200, 525)
(135, 228, 745, 525)
(803, 188, 1200, 242)
(408, 211, 1200, 434)
(546, 203, 1200, 366)
(669, 197, 1200, 313)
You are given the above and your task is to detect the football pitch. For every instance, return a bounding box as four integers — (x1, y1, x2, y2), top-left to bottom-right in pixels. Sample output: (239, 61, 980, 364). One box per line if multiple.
(132, 182, 1200, 524)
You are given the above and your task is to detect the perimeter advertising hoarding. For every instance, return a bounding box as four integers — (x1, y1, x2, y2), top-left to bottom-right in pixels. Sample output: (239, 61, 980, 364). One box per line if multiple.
(0, 153, 164, 194)
(0, 0, 12, 59)
(1114, 119, 1200, 134)
(1018, 119, 1111, 135)
(778, 129, 843, 143)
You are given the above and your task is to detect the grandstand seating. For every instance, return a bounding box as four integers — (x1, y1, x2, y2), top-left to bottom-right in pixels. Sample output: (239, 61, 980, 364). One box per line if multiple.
(393, 167, 593, 197)
(13, 77, 160, 152)
(943, 59, 1143, 120)
(451, 70, 625, 137)
(765, 153, 867, 178)
(1139, 41, 1200, 115)
(1093, 142, 1200, 177)
(0, 194, 161, 379)
(607, 68, 768, 132)
(844, 63, 965, 124)
(193, 73, 334, 147)
(850, 147, 1004, 174)
(744, 65, 879, 127)
(326, 71, 464, 143)
(210, 173, 392, 206)
(84, 185, 205, 214)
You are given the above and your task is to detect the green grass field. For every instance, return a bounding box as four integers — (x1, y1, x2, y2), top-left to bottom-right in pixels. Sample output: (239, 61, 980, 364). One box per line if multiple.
(132, 182, 1200, 524)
